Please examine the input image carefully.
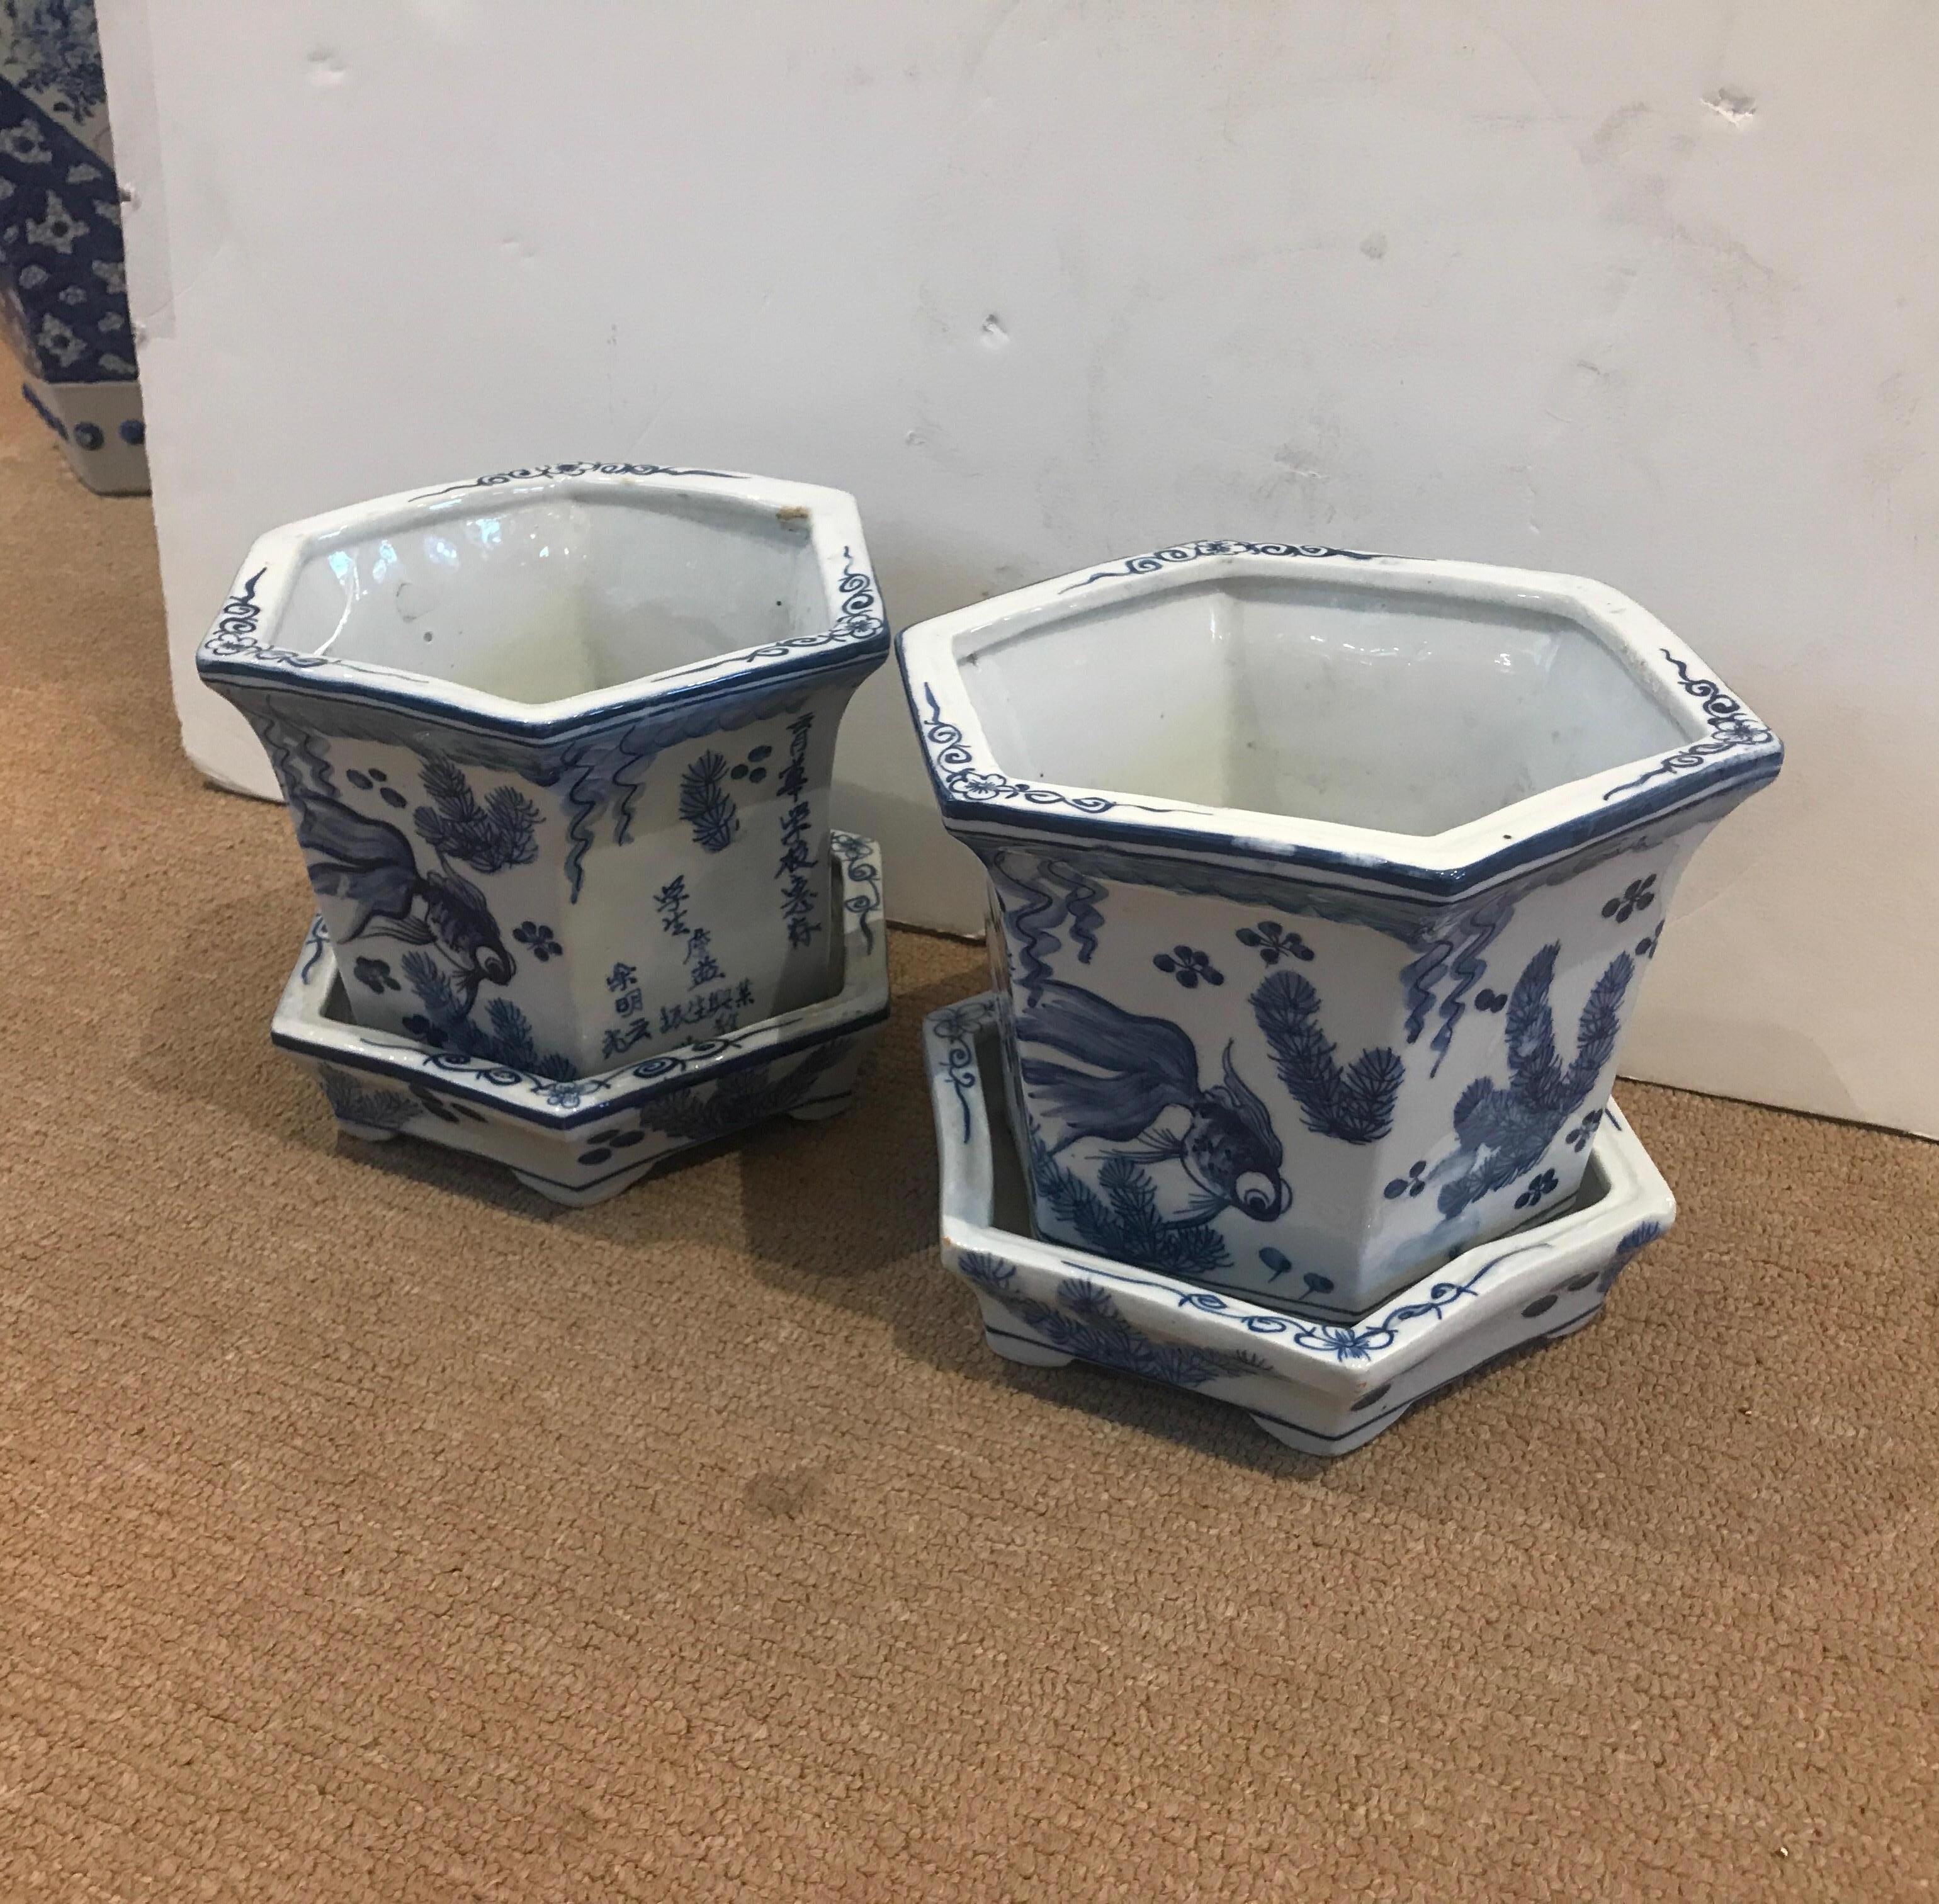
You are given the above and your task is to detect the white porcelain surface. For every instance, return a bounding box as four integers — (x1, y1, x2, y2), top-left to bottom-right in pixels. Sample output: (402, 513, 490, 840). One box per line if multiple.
(201, 465, 888, 1078)
(926, 994, 1676, 1458)
(275, 833, 888, 1206)
(900, 543, 1776, 1315)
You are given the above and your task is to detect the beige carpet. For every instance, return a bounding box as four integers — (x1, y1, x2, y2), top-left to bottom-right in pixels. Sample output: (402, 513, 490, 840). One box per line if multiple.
(3, 389, 1936, 1901)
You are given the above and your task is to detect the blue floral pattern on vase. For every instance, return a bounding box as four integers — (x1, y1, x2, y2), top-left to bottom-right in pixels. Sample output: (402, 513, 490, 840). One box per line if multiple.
(1235, 921, 1312, 965)
(1153, 944, 1223, 989)
(1514, 1169, 1560, 1210)
(1383, 1160, 1428, 1200)
(352, 956, 400, 994)
(0, 13, 138, 390)
(1601, 876, 1656, 924)
(512, 921, 561, 961)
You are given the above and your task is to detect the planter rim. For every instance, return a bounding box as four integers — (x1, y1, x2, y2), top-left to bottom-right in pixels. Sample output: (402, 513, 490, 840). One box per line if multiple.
(898, 541, 1782, 905)
(197, 465, 888, 740)
(924, 994, 1677, 1399)
(271, 832, 888, 1128)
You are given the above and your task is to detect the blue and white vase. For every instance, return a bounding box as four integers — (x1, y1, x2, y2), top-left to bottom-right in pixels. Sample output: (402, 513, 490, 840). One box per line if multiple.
(200, 465, 889, 1080)
(0, 0, 148, 493)
(898, 540, 1781, 1318)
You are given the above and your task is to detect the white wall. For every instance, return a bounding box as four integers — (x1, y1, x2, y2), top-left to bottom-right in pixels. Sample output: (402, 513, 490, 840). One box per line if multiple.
(99, 0, 1939, 1135)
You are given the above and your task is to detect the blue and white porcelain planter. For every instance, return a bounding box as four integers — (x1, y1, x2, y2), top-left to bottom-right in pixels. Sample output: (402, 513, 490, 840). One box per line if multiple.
(925, 994, 1676, 1457)
(899, 541, 1778, 1318)
(275, 832, 887, 1205)
(200, 465, 889, 1080)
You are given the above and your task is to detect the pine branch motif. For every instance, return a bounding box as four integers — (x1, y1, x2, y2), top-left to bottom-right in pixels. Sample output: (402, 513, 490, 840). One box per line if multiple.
(677, 751, 740, 854)
(1249, 970, 1405, 1144)
(317, 1065, 422, 1132)
(955, 1254, 1269, 1386)
(413, 754, 541, 873)
(399, 951, 576, 1081)
(1027, 1135, 1234, 1279)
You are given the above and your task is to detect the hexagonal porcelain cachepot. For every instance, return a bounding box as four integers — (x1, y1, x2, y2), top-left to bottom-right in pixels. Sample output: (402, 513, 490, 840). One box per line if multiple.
(198, 463, 889, 1080)
(897, 539, 1782, 1318)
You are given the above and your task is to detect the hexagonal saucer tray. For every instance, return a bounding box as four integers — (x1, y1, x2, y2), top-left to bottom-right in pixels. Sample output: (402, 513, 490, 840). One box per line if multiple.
(274, 833, 888, 1206)
(924, 993, 1676, 1457)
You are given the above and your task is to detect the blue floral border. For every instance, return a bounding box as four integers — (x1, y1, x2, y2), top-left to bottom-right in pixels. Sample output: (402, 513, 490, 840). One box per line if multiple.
(1060, 539, 1381, 591)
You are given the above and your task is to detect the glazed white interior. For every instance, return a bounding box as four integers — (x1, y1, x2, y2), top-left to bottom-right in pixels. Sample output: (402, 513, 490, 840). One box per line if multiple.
(961, 575, 1690, 837)
(281, 489, 830, 702)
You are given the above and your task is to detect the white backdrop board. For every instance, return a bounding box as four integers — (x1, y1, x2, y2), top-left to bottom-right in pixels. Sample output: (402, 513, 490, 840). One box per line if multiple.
(99, 0, 1938, 1135)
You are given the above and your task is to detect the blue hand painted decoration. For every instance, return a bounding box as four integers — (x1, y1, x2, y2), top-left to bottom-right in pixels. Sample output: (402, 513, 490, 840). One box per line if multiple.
(293, 787, 517, 1006)
(202, 570, 336, 672)
(268, 733, 575, 1080)
(0, 50, 138, 387)
(1520, 1217, 1665, 1318)
(740, 549, 887, 664)
(1152, 944, 1223, 989)
(1514, 1168, 1559, 1210)
(414, 463, 743, 498)
(1398, 892, 1514, 1077)
(919, 685, 1173, 817)
(1170, 1256, 1508, 1362)
(677, 750, 740, 853)
(1599, 1218, 1663, 1292)
(513, 921, 561, 962)
(6, 1, 108, 119)
(730, 745, 772, 785)
(997, 1244, 1518, 1366)
(1382, 1160, 1428, 1200)
(958, 1254, 1272, 1386)
(298, 914, 331, 982)
(397, 955, 574, 1081)
(1601, 876, 1655, 924)
(774, 713, 822, 948)
(1432, 942, 1633, 1219)
(1059, 541, 1381, 591)
(1017, 980, 1292, 1227)
(1250, 970, 1404, 1143)
(988, 852, 1105, 1007)
(352, 956, 400, 994)
(346, 765, 408, 808)
(414, 755, 541, 872)
(1235, 921, 1312, 966)
(929, 1002, 984, 1143)
(1257, 1249, 1335, 1306)
(317, 1065, 422, 1133)
(1602, 653, 1776, 800)
(834, 833, 884, 957)
(1564, 1110, 1602, 1153)
(1028, 1138, 1234, 1279)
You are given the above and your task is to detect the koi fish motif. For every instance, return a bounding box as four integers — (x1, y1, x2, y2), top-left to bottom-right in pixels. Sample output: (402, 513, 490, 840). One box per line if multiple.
(1015, 980, 1292, 1227)
(292, 786, 516, 1012)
